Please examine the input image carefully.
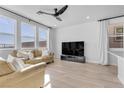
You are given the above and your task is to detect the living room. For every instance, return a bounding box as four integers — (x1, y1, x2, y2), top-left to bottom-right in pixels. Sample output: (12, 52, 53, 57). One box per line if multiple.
(0, 1, 124, 91)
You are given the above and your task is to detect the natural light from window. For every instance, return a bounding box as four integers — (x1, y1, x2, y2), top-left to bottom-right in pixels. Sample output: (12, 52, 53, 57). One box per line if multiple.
(108, 23, 124, 49)
(0, 15, 16, 49)
(44, 74, 51, 88)
(0, 15, 49, 50)
(39, 28, 48, 49)
(21, 22, 36, 48)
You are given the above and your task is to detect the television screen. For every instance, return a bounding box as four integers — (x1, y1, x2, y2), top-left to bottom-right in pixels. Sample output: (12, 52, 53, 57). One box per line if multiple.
(62, 41, 84, 56)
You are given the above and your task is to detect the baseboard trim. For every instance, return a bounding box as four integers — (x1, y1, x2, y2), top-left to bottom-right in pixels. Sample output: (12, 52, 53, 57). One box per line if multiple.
(86, 60, 99, 64)
(118, 75, 124, 85)
(55, 58, 117, 66)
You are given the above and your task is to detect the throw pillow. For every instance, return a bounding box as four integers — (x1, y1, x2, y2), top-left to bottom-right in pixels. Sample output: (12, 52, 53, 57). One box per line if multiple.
(28, 51, 34, 60)
(17, 50, 29, 59)
(42, 49, 49, 56)
(7, 55, 27, 71)
(34, 49, 42, 57)
(7, 55, 17, 71)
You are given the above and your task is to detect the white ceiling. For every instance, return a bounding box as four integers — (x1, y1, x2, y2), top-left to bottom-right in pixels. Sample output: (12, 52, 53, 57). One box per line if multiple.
(1, 5, 124, 28)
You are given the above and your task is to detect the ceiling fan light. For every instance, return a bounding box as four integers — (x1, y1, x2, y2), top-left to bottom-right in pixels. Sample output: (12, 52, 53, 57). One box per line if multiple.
(86, 16, 90, 19)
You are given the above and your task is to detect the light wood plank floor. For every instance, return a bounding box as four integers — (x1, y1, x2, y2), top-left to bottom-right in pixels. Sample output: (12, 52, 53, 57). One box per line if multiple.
(44, 59, 124, 88)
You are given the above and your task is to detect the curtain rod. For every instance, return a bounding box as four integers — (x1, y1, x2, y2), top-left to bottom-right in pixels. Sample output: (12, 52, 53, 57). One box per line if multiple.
(0, 7, 52, 28)
(98, 15, 124, 21)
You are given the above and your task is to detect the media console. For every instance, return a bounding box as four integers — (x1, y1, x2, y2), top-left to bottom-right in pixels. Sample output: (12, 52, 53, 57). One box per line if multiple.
(61, 55, 85, 63)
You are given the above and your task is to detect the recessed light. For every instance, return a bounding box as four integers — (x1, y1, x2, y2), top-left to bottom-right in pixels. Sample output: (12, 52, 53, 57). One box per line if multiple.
(54, 25, 57, 27)
(86, 16, 90, 19)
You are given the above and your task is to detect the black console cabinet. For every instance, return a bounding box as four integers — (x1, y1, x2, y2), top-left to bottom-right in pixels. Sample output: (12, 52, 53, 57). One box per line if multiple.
(61, 55, 85, 63)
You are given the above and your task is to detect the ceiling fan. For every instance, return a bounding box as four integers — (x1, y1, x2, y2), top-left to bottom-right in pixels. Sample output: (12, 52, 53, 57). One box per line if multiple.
(36, 5, 68, 21)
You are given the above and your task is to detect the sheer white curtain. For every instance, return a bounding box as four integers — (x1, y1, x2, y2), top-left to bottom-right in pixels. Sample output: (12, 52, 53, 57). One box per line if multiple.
(98, 20, 109, 65)
(49, 28, 55, 53)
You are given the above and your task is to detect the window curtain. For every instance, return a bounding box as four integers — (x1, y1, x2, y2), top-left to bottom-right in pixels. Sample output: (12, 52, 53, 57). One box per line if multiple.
(98, 20, 109, 65)
(49, 28, 54, 53)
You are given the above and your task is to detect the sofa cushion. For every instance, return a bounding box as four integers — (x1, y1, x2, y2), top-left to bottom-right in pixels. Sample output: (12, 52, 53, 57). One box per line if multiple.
(24, 57, 43, 64)
(34, 49, 42, 57)
(24, 56, 53, 64)
(0, 59, 14, 76)
(41, 56, 52, 60)
(16, 58, 31, 68)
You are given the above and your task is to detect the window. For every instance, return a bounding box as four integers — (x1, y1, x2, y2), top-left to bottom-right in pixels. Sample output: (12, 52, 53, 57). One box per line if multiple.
(0, 15, 16, 49)
(108, 23, 124, 49)
(21, 22, 36, 48)
(39, 28, 49, 49)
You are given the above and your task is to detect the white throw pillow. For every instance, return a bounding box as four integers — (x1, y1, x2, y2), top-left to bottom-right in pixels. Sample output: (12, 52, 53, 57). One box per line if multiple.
(7, 55, 17, 71)
(42, 49, 49, 56)
(7, 55, 29, 71)
(17, 50, 29, 59)
(28, 51, 34, 60)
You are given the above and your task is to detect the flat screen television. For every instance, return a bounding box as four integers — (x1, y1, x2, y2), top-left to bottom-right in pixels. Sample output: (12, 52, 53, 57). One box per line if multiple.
(62, 41, 84, 56)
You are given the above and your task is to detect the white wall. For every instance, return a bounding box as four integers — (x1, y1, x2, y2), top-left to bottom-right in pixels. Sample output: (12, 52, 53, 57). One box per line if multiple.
(49, 28, 56, 53)
(54, 22, 100, 63)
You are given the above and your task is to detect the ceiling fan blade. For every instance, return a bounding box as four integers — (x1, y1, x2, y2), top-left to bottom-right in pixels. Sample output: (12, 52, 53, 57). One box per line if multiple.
(37, 6, 67, 21)
(37, 11, 54, 16)
(37, 11, 44, 15)
(56, 16, 62, 21)
(55, 5, 68, 16)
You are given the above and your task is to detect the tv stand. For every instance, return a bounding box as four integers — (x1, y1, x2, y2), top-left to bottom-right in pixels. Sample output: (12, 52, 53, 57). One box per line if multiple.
(61, 55, 85, 63)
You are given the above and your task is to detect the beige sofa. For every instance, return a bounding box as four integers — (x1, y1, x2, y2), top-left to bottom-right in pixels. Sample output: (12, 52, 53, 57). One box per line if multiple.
(0, 59, 46, 88)
(10, 49, 54, 64)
